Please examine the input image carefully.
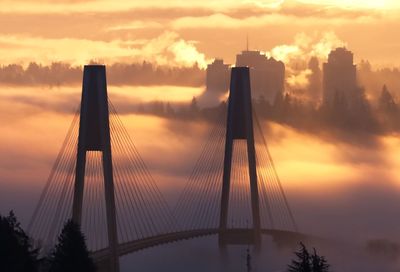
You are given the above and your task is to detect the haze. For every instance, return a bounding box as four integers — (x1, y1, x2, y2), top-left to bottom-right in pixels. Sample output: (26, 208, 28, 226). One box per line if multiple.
(2, 0, 400, 271)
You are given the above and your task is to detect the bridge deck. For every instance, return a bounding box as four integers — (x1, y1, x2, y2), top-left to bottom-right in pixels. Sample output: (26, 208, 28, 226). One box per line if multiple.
(92, 228, 312, 261)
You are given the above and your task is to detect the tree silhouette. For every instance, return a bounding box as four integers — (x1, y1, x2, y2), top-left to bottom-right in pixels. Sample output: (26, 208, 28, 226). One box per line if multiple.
(379, 85, 398, 114)
(311, 248, 330, 272)
(48, 220, 96, 272)
(288, 243, 330, 272)
(0, 211, 39, 272)
(288, 242, 312, 272)
(165, 102, 175, 117)
(190, 96, 199, 113)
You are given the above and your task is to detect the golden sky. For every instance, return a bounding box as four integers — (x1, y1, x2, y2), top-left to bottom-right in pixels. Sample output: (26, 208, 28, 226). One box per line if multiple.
(0, 0, 399, 67)
(2, 1, 400, 247)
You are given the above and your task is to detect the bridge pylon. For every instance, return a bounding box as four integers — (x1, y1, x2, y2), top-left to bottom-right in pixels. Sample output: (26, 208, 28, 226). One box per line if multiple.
(219, 67, 262, 250)
(72, 65, 119, 272)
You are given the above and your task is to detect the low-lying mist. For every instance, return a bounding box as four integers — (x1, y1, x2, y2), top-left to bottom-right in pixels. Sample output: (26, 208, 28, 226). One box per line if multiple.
(1, 85, 400, 271)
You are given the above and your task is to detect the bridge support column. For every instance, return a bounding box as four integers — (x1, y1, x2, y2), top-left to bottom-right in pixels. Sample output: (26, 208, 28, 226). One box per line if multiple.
(72, 65, 120, 272)
(219, 67, 262, 251)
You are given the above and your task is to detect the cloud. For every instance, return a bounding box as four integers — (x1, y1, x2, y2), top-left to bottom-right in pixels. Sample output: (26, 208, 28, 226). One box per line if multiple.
(243, 0, 285, 8)
(287, 69, 312, 89)
(169, 11, 382, 32)
(0, 31, 209, 68)
(266, 31, 345, 62)
(0, 0, 283, 13)
(269, 44, 303, 62)
(106, 21, 164, 31)
(263, 32, 345, 90)
(170, 13, 291, 29)
(297, 0, 388, 9)
(138, 31, 209, 69)
(311, 32, 346, 59)
(2, 0, 399, 14)
(168, 39, 208, 68)
(0, 35, 136, 65)
(0, 1, 399, 71)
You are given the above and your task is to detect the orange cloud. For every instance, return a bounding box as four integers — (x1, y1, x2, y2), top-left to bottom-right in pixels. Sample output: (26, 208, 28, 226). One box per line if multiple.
(286, 69, 312, 89)
(0, 31, 209, 68)
(260, 32, 345, 90)
(0, 0, 400, 68)
(106, 21, 164, 31)
(297, 0, 388, 9)
(3, 0, 399, 14)
(266, 32, 345, 62)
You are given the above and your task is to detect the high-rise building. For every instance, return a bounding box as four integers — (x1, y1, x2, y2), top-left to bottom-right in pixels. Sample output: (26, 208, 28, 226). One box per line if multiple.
(206, 59, 231, 94)
(307, 56, 322, 102)
(323, 47, 358, 105)
(235, 50, 285, 102)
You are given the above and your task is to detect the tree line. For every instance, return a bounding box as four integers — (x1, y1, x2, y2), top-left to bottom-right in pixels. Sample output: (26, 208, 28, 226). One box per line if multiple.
(0, 62, 204, 87)
(133, 84, 400, 136)
(1, 211, 330, 272)
(253, 84, 400, 134)
(0, 211, 95, 272)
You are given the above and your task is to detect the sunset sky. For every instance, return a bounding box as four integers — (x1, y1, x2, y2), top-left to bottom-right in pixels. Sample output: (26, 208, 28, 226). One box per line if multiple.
(2, 0, 400, 228)
(1, 0, 400, 67)
(2, 1, 400, 271)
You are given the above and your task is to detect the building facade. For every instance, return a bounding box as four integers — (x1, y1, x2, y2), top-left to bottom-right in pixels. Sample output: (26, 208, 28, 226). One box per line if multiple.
(236, 50, 285, 102)
(206, 59, 231, 94)
(323, 47, 358, 105)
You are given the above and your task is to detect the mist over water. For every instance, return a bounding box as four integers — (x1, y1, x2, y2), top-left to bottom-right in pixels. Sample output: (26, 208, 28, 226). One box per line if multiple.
(1, 85, 400, 271)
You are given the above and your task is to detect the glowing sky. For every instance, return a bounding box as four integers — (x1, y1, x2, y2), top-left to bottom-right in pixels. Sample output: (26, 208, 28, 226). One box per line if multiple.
(1, 0, 400, 67)
(1, 0, 399, 11)
(2, 3, 400, 268)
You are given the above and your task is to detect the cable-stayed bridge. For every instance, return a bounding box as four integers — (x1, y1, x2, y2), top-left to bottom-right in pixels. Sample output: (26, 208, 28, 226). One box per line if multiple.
(27, 65, 306, 272)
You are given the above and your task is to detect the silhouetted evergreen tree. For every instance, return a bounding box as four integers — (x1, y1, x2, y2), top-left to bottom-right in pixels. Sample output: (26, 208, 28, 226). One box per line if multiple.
(190, 96, 199, 114)
(165, 102, 175, 117)
(0, 211, 39, 272)
(288, 243, 312, 272)
(151, 101, 165, 116)
(288, 243, 330, 272)
(377, 84, 398, 131)
(48, 220, 96, 272)
(311, 248, 330, 272)
(379, 85, 397, 114)
(349, 87, 378, 132)
(137, 102, 145, 113)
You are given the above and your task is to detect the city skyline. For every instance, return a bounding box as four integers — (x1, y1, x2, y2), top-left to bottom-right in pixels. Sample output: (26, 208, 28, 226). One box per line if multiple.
(1, 1, 400, 68)
(0, 44, 398, 102)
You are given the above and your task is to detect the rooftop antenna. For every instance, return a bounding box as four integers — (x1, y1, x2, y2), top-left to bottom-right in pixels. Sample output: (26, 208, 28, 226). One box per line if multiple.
(246, 34, 249, 51)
